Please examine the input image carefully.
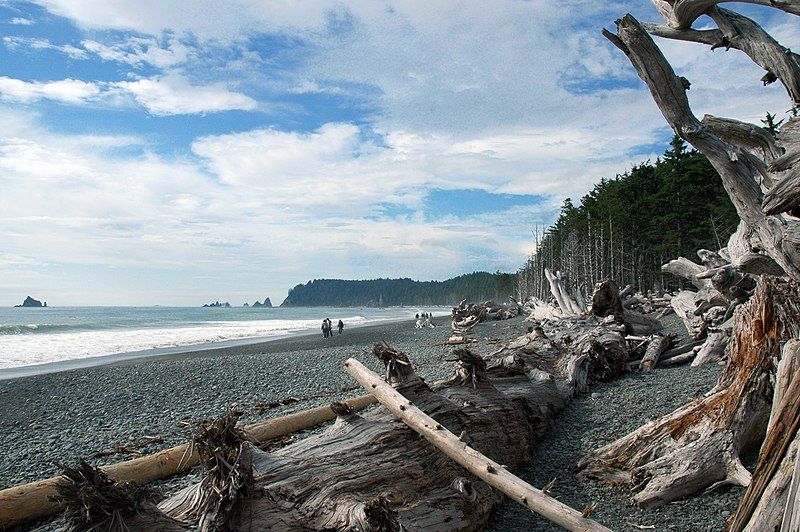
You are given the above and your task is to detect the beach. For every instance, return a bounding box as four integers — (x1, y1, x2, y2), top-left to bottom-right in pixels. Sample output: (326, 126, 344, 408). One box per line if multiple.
(1, 315, 742, 531)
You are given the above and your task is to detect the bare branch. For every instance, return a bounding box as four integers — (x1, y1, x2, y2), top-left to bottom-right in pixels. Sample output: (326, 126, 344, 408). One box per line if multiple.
(606, 14, 800, 279)
(708, 7, 800, 108)
(652, 0, 800, 30)
(702, 115, 783, 165)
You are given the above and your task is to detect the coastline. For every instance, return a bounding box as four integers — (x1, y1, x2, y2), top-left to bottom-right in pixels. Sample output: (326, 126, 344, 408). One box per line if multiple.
(0, 314, 429, 381)
(0, 314, 743, 531)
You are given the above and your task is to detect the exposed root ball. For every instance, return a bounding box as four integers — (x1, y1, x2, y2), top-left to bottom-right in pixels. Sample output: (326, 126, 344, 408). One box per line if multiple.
(53, 460, 159, 532)
(182, 409, 254, 531)
(448, 348, 487, 387)
(372, 342, 415, 386)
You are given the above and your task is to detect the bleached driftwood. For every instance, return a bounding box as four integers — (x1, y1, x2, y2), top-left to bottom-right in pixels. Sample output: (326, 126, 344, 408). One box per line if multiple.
(545, 268, 581, 316)
(0, 395, 378, 529)
(344, 357, 611, 532)
(639, 335, 670, 372)
(580, 277, 799, 507)
(154, 323, 630, 530)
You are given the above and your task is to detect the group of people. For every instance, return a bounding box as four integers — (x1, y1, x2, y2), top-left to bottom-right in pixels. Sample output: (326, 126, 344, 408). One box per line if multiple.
(415, 311, 435, 329)
(321, 318, 344, 338)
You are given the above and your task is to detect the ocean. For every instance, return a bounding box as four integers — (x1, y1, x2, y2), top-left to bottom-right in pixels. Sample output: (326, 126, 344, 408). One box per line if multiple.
(0, 305, 448, 371)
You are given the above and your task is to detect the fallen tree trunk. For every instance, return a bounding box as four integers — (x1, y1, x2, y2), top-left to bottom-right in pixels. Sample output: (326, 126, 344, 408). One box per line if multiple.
(727, 339, 800, 531)
(156, 321, 629, 530)
(344, 357, 611, 532)
(578, 277, 800, 508)
(0, 394, 377, 529)
(639, 335, 670, 372)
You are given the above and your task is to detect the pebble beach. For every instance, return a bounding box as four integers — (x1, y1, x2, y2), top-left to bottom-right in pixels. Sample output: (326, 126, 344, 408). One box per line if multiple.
(1, 315, 743, 531)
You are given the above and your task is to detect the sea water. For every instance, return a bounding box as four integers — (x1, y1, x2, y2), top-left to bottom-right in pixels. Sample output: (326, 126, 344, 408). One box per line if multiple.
(0, 306, 448, 371)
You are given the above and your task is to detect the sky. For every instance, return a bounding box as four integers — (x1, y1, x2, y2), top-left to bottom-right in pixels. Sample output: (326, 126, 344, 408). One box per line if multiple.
(0, 1, 797, 306)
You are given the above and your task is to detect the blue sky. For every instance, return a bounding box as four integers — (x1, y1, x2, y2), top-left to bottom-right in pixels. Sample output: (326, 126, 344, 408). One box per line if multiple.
(0, 1, 797, 305)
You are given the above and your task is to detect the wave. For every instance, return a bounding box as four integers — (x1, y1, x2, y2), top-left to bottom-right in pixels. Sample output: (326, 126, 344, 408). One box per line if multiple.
(0, 323, 87, 335)
(0, 315, 393, 369)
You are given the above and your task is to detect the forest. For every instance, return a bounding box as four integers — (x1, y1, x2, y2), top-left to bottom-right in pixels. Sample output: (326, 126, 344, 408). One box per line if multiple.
(517, 135, 743, 301)
(281, 271, 517, 307)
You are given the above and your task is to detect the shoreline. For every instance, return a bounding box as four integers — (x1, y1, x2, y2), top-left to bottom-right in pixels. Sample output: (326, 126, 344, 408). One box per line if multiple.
(0, 316, 426, 381)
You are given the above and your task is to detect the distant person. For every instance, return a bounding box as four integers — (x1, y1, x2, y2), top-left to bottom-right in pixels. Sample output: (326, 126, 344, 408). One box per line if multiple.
(326, 318, 333, 339)
(322, 319, 329, 339)
(415, 313, 419, 319)
(337, 319, 344, 335)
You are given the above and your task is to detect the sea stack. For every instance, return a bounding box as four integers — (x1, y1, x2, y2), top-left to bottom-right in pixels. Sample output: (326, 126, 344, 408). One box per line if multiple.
(14, 296, 44, 308)
(252, 297, 272, 308)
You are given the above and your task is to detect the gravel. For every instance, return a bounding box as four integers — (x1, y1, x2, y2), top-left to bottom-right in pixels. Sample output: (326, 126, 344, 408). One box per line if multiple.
(1, 314, 741, 531)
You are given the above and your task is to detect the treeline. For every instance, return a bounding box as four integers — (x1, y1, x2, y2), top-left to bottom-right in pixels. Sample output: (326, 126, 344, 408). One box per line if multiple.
(517, 136, 739, 302)
(281, 272, 517, 307)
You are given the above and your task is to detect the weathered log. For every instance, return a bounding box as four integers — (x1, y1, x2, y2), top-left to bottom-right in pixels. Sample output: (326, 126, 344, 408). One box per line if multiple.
(662, 257, 710, 289)
(344, 357, 611, 532)
(670, 290, 706, 338)
(545, 268, 581, 316)
(639, 335, 670, 372)
(728, 339, 800, 531)
(734, 252, 786, 277)
(157, 324, 629, 530)
(605, 15, 800, 280)
(661, 338, 706, 361)
(660, 350, 698, 366)
(691, 330, 729, 366)
(0, 394, 377, 529)
(763, 166, 800, 216)
(590, 279, 625, 322)
(619, 284, 635, 300)
(701, 115, 784, 167)
(579, 277, 800, 508)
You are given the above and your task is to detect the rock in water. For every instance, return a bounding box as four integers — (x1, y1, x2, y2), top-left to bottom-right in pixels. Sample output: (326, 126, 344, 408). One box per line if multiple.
(14, 296, 44, 308)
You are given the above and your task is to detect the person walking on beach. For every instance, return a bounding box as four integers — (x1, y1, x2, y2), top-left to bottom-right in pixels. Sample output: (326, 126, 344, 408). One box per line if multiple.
(337, 319, 344, 335)
(322, 319, 329, 339)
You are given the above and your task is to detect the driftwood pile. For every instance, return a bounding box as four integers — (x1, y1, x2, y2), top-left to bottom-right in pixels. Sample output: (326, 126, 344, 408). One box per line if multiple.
(26, 316, 631, 531)
(448, 297, 521, 341)
(578, 1, 800, 528)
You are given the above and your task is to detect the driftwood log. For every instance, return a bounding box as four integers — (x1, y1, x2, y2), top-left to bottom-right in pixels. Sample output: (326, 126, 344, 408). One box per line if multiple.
(638, 335, 670, 372)
(344, 357, 610, 532)
(153, 322, 629, 530)
(579, 277, 800, 507)
(0, 394, 377, 529)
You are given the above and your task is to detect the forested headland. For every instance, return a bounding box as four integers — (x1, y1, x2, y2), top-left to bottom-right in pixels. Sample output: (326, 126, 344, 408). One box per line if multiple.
(281, 272, 517, 307)
(517, 135, 741, 302)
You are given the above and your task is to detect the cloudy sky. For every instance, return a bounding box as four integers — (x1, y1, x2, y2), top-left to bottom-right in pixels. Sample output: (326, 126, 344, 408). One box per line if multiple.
(0, 1, 797, 306)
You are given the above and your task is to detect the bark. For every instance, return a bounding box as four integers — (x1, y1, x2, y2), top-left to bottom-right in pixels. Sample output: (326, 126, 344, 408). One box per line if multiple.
(344, 358, 611, 532)
(0, 395, 377, 529)
(159, 323, 629, 530)
(639, 335, 671, 372)
(661, 257, 711, 290)
(651, 0, 800, 30)
(733, 252, 786, 277)
(578, 277, 800, 508)
(728, 336, 800, 531)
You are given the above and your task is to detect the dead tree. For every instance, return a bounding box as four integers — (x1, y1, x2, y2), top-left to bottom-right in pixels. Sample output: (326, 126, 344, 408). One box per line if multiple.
(579, 4, 800, 527)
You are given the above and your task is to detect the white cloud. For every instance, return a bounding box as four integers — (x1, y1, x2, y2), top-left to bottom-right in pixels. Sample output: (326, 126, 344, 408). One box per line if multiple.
(0, 77, 102, 104)
(3, 36, 87, 59)
(0, 74, 256, 115)
(82, 36, 191, 68)
(113, 74, 257, 115)
(9, 17, 34, 25)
